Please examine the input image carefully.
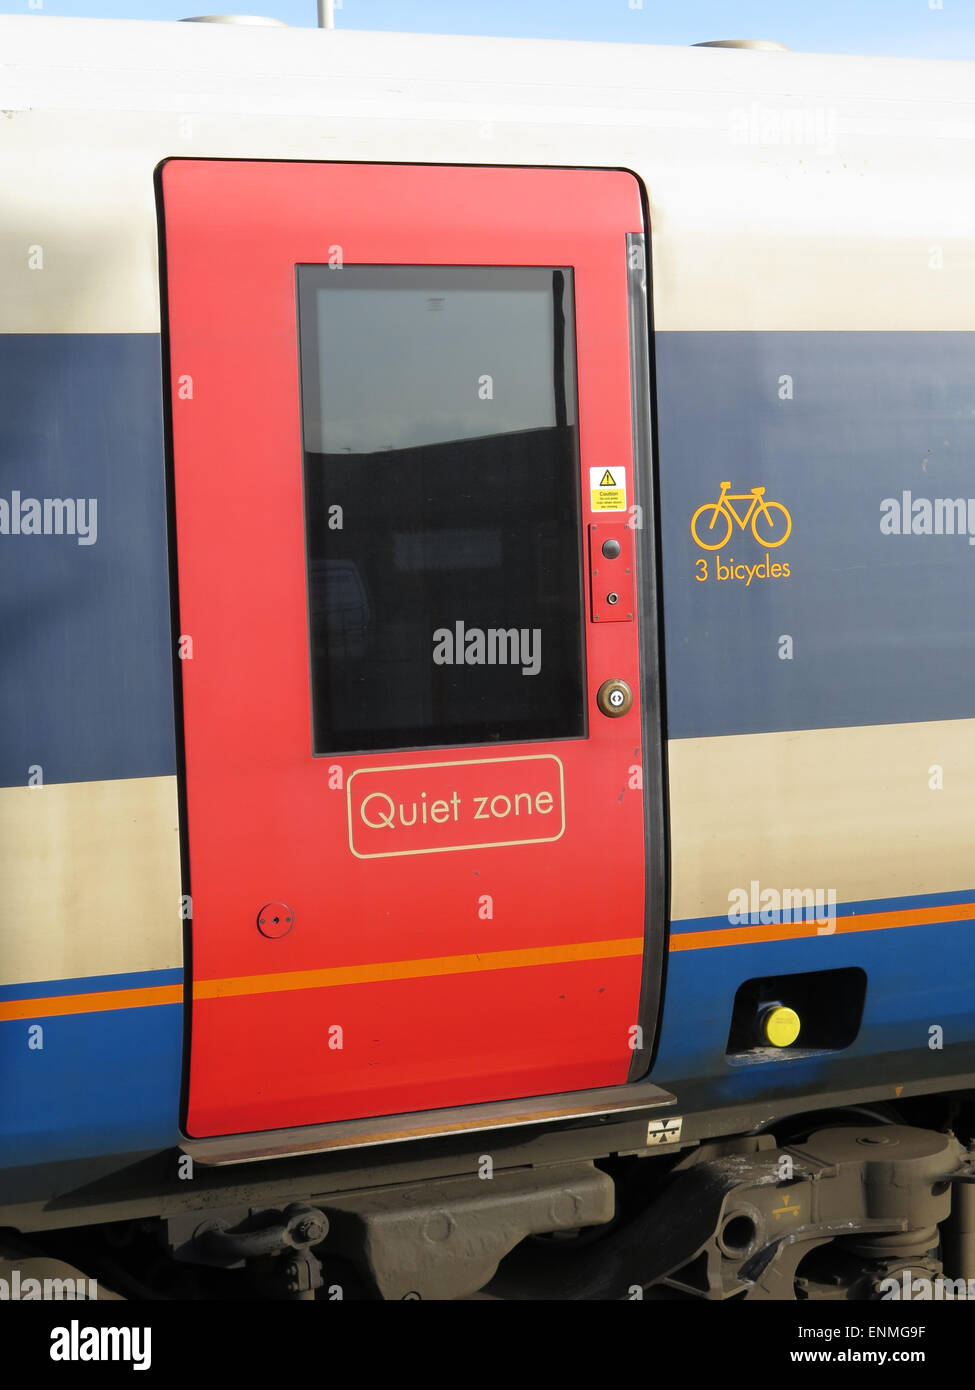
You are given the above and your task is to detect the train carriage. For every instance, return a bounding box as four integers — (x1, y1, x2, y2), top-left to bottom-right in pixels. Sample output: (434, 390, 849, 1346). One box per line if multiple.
(1, 12, 975, 1300)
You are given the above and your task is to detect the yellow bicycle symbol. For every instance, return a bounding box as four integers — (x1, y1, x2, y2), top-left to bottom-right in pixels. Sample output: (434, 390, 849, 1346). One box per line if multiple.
(691, 482, 792, 551)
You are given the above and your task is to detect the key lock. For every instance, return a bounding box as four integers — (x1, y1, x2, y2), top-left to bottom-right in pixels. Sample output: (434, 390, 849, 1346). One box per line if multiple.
(590, 523, 635, 718)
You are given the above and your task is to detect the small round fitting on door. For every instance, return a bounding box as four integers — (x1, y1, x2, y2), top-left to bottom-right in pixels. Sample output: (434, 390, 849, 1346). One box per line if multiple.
(257, 901, 295, 939)
(596, 679, 634, 718)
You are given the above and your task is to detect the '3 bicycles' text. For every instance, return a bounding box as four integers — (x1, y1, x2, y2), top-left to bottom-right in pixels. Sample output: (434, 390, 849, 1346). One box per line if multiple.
(695, 552, 792, 586)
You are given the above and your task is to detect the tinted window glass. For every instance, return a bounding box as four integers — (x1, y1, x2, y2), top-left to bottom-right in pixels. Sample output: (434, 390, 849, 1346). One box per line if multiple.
(297, 265, 586, 754)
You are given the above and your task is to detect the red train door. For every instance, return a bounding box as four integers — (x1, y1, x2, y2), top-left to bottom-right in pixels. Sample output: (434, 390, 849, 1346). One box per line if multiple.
(161, 161, 661, 1140)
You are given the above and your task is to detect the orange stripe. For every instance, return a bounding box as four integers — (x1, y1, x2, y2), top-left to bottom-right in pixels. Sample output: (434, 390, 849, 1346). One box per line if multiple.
(669, 901, 975, 952)
(6, 903, 973, 1020)
(193, 937, 646, 1001)
(0, 983, 182, 1022)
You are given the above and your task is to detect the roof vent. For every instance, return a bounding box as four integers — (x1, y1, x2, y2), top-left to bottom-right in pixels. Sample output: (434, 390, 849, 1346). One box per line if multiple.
(180, 14, 289, 24)
(694, 39, 790, 51)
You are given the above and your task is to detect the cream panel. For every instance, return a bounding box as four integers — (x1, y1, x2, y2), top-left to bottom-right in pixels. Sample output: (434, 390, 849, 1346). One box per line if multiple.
(0, 775, 182, 988)
(668, 719, 975, 921)
(0, 18, 974, 333)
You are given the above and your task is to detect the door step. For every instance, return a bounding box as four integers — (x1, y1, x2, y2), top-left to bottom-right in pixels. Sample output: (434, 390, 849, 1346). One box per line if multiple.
(182, 1080, 676, 1165)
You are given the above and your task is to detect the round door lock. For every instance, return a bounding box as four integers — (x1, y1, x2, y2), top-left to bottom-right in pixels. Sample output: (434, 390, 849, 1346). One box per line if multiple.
(257, 901, 295, 938)
(596, 678, 634, 718)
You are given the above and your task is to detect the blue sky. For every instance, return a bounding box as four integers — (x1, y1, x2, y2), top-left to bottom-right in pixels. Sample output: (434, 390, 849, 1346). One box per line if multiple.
(2, 0, 974, 60)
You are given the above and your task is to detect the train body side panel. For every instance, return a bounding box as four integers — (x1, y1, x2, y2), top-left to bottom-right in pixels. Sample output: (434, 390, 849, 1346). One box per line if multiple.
(651, 327, 975, 1094)
(0, 330, 182, 1171)
(1, 16, 974, 1185)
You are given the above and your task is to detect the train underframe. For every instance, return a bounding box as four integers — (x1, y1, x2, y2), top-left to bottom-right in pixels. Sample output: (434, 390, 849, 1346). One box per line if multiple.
(3, 1087, 975, 1301)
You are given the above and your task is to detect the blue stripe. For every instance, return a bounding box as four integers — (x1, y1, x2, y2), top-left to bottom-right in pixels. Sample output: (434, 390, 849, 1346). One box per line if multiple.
(6, 330, 975, 785)
(654, 915, 975, 1090)
(0, 1000, 182, 1166)
(656, 331, 975, 739)
(670, 885, 975, 934)
(0, 967, 183, 1004)
(0, 334, 176, 788)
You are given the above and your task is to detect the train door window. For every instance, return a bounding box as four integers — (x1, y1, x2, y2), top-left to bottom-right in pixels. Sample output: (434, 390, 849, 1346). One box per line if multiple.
(297, 264, 586, 755)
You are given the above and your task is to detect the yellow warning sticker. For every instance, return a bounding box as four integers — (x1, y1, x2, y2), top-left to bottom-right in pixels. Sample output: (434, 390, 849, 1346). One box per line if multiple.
(590, 466, 627, 512)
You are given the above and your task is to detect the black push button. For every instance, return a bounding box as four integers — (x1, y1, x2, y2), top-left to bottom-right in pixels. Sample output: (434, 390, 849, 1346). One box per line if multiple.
(601, 538, 622, 559)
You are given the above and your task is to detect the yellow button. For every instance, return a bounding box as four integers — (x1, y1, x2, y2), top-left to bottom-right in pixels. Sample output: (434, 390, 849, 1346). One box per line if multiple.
(763, 1006, 801, 1048)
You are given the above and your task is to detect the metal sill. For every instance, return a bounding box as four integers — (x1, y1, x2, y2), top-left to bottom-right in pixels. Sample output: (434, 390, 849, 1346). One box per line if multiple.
(181, 1080, 676, 1166)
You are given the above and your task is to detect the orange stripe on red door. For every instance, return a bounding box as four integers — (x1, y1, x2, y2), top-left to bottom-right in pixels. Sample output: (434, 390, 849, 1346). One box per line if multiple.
(195, 936, 644, 1001)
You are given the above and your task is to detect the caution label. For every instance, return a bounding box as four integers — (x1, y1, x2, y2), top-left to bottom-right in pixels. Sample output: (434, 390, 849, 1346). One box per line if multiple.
(590, 466, 627, 512)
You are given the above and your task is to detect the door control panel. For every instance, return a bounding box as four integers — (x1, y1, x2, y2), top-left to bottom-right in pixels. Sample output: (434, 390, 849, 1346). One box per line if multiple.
(589, 521, 634, 623)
